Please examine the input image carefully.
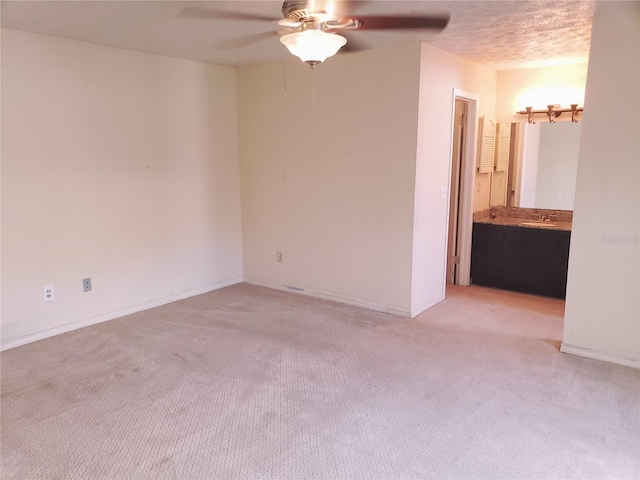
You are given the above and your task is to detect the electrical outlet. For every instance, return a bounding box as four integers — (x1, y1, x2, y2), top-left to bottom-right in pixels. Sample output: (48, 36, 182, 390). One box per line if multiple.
(83, 278, 92, 292)
(277, 251, 283, 263)
(43, 285, 54, 303)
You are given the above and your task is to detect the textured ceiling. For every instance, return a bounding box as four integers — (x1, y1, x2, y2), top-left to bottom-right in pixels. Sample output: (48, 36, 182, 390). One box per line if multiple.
(430, 1, 594, 69)
(1, 1, 595, 70)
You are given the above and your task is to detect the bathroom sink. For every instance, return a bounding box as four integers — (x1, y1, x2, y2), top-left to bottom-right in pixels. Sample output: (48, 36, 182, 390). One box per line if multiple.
(520, 222, 557, 228)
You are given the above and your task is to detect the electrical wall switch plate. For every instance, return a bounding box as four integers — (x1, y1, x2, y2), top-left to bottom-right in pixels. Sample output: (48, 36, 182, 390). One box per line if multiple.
(43, 285, 55, 302)
(83, 278, 92, 292)
(440, 186, 448, 199)
(277, 251, 283, 263)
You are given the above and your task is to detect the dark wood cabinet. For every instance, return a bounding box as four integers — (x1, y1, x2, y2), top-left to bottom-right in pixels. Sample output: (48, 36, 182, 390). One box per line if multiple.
(471, 223, 571, 298)
(470, 226, 504, 285)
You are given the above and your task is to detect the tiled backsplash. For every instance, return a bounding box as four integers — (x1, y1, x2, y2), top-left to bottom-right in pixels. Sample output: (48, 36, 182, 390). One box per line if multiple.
(473, 206, 573, 222)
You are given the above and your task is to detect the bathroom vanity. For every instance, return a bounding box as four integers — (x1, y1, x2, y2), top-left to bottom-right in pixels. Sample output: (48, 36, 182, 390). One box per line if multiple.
(471, 208, 572, 299)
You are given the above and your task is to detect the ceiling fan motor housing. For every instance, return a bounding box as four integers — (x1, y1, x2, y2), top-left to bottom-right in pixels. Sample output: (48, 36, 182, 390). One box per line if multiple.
(282, 1, 326, 22)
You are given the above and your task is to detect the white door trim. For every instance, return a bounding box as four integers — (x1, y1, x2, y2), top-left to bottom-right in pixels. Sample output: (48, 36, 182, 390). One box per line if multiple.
(444, 89, 479, 290)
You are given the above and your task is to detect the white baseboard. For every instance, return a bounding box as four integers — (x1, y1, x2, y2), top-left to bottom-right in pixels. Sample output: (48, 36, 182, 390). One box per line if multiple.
(0, 277, 244, 352)
(245, 279, 411, 318)
(560, 342, 639, 369)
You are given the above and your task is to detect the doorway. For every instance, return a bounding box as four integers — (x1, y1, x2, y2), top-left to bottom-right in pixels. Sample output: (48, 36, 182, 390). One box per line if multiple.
(446, 99, 467, 284)
(444, 90, 478, 289)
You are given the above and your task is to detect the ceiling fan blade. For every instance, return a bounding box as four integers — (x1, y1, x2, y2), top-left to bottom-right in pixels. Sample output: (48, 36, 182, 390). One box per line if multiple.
(216, 31, 276, 50)
(332, 32, 369, 53)
(332, 0, 371, 15)
(277, 18, 303, 28)
(354, 15, 450, 31)
(179, 6, 276, 23)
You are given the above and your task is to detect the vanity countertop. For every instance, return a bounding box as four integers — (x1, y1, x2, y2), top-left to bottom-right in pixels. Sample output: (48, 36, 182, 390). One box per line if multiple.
(474, 216, 572, 232)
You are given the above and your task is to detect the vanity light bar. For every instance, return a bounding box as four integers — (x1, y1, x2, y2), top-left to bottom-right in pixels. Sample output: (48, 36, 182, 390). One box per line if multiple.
(517, 104, 583, 124)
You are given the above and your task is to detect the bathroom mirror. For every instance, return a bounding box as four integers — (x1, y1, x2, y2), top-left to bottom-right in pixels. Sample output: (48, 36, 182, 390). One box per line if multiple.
(493, 121, 582, 210)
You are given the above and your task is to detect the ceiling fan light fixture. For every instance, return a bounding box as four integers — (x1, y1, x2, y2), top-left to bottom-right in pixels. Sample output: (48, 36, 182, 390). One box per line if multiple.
(280, 30, 347, 67)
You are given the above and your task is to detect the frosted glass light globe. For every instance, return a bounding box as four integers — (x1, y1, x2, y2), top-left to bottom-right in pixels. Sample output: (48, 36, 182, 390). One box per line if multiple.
(280, 30, 347, 67)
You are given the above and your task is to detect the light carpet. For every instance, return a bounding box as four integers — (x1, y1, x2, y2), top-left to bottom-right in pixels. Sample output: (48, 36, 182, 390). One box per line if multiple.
(1, 283, 638, 479)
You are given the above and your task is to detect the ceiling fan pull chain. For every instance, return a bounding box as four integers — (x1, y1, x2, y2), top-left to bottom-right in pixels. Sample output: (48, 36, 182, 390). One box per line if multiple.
(283, 50, 288, 127)
(312, 67, 315, 113)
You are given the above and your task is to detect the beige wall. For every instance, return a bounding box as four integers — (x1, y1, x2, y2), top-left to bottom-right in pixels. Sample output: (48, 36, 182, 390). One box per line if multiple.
(412, 44, 497, 314)
(562, 3, 639, 368)
(238, 44, 422, 315)
(472, 173, 492, 212)
(496, 63, 588, 124)
(1, 30, 244, 348)
(489, 169, 508, 207)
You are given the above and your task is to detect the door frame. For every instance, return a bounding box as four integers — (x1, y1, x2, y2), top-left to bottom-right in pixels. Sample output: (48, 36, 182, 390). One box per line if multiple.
(446, 99, 467, 284)
(444, 89, 479, 289)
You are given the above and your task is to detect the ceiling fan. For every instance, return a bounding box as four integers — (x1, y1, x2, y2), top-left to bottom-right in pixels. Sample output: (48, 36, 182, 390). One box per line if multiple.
(186, 1, 450, 68)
